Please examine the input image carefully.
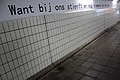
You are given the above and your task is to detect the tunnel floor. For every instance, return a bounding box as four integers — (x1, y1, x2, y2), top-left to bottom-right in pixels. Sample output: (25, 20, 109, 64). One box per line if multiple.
(38, 23, 120, 80)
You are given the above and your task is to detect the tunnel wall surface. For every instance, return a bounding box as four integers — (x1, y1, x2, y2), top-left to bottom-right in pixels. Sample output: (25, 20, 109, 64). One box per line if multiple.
(0, 7, 120, 80)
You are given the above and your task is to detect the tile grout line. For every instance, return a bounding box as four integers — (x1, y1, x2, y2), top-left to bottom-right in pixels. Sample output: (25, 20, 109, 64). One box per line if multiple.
(43, 15, 55, 67)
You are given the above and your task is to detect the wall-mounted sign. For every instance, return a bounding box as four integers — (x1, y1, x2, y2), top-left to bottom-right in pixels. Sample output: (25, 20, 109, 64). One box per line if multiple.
(0, 0, 113, 22)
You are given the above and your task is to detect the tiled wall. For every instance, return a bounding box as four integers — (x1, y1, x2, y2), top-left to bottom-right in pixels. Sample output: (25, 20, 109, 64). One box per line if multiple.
(0, 8, 119, 80)
(104, 8, 119, 29)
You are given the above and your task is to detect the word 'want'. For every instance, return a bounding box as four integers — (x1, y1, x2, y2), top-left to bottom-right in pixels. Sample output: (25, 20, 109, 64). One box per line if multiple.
(8, 5, 34, 15)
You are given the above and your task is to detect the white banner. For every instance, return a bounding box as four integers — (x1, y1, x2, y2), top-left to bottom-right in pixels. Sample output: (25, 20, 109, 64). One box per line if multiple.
(0, 0, 113, 22)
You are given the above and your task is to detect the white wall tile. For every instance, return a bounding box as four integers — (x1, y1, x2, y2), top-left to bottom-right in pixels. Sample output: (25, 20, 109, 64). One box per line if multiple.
(33, 17, 37, 25)
(31, 44, 35, 52)
(8, 21, 14, 31)
(0, 34, 7, 43)
(6, 32, 12, 42)
(22, 56, 27, 64)
(19, 48, 25, 56)
(0, 45, 4, 55)
(17, 58, 23, 66)
(11, 31, 16, 40)
(34, 58, 38, 65)
(9, 61, 14, 70)
(36, 17, 41, 24)
(29, 69, 34, 76)
(28, 62, 32, 69)
(15, 30, 21, 39)
(34, 43, 39, 50)
(17, 20, 23, 29)
(11, 69, 17, 78)
(31, 61, 35, 68)
(20, 65, 25, 73)
(22, 19, 27, 28)
(13, 59, 19, 68)
(38, 25, 42, 32)
(29, 36, 34, 44)
(32, 67, 37, 75)
(24, 28, 29, 37)
(13, 41, 19, 49)
(26, 54, 30, 62)
(3, 22, 9, 32)
(26, 18, 31, 27)
(33, 35, 37, 42)
(34, 26, 39, 34)
(15, 49, 21, 58)
(4, 63, 10, 72)
(26, 71, 30, 78)
(7, 71, 13, 80)
(29, 18, 34, 26)
(29, 53, 34, 60)
(6, 53, 12, 62)
(21, 38, 26, 46)
(22, 72, 27, 80)
(16, 67, 21, 76)
(17, 39, 23, 48)
(0, 23, 4, 33)
(24, 63, 29, 71)
(13, 20, 19, 30)
(1, 54, 7, 64)
(11, 51, 17, 60)
(0, 65, 5, 75)
(1, 74, 8, 80)
(18, 75, 23, 80)
(33, 52, 37, 59)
